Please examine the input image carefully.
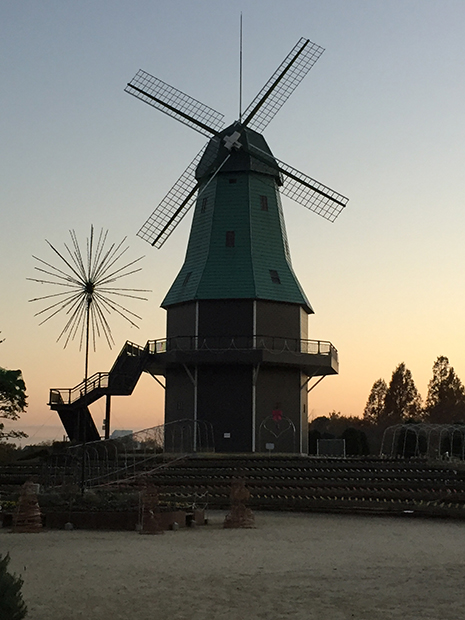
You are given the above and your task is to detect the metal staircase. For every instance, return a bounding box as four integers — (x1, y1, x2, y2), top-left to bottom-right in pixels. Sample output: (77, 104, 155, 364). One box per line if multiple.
(49, 341, 148, 442)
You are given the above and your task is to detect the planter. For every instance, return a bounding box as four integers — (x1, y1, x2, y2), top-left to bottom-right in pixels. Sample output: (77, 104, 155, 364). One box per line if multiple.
(42, 509, 194, 531)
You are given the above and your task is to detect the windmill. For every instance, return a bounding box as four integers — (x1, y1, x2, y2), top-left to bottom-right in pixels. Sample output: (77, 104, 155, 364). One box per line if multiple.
(125, 37, 348, 454)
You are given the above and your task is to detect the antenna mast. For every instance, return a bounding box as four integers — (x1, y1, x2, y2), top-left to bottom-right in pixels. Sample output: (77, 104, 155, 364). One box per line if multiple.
(239, 13, 243, 122)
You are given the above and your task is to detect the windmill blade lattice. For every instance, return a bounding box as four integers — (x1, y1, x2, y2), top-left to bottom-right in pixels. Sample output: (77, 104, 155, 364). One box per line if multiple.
(241, 38, 325, 133)
(246, 143, 348, 222)
(277, 158, 348, 222)
(137, 145, 207, 248)
(125, 70, 224, 138)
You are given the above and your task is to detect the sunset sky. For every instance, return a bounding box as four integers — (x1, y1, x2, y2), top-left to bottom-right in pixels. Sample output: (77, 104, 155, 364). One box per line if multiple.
(1, 0, 465, 443)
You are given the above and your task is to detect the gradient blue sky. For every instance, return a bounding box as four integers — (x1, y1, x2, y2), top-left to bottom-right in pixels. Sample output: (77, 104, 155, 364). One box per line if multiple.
(2, 1, 465, 443)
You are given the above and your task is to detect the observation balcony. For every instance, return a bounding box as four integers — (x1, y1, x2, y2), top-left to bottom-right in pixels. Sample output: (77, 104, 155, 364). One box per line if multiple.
(144, 335, 339, 377)
(48, 336, 338, 443)
(49, 336, 338, 409)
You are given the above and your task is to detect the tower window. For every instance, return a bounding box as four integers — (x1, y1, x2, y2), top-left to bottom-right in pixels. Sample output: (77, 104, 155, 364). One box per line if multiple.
(269, 269, 281, 284)
(260, 195, 268, 211)
(182, 272, 192, 287)
(229, 178, 237, 184)
(201, 197, 208, 213)
(226, 231, 235, 247)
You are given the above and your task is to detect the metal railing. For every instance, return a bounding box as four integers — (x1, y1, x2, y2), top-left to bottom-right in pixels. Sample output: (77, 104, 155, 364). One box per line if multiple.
(49, 372, 109, 406)
(147, 336, 337, 359)
(49, 341, 146, 407)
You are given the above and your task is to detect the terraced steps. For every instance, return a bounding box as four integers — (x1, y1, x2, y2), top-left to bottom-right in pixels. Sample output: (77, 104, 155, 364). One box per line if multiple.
(3, 454, 465, 520)
(142, 455, 465, 519)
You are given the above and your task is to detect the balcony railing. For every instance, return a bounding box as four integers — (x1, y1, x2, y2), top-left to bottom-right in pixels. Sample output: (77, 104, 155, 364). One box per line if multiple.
(146, 336, 337, 359)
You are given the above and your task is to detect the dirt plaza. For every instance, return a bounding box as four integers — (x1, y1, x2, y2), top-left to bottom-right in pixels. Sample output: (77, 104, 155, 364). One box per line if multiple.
(2, 510, 464, 620)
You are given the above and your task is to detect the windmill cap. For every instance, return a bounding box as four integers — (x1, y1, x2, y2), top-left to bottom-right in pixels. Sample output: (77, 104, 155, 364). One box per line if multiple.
(196, 122, 282, 184)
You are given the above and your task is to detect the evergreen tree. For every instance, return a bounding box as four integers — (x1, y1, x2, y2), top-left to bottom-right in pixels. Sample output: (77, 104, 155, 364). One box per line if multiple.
(0, 553, 27, 620)
(425, 356, 465, 424)
(383, 363, 422, 425)
(363, 379, 388, 425)
(0, 368, 27, 442)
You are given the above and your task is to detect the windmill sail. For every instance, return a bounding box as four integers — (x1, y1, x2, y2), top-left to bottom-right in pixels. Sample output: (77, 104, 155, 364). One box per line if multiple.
(241, 38, 325, 132)
(277, 159, 348, 222)
(137, 146, 207, 248)
(246, 142, 348, 222)
(125, 70, 224, 137)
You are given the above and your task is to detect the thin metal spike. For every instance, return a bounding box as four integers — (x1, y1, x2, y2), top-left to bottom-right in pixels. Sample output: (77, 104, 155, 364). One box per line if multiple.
(92, 302, 115, 348)
(95, 261, 145, 287)
(34, 291, 83, 320)
(30, 228, 148, 355)
(38, 293, 83, 329)
(91, 228, 110, 281)
(93, 242, 131, 283)
(31, 256, 83, 285)
(28, 289, 81, 305)
(94, 291, 144, 322)
(66, 231, 87, 280)
(46, 239, 85, 283)
(27, 277, 79, 290)
(99, 290, 149, 302)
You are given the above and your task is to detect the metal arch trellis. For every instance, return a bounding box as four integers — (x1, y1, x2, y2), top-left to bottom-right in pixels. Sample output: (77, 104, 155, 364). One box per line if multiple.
(41, 419, 216, 489)
(380, 423, 465, 460)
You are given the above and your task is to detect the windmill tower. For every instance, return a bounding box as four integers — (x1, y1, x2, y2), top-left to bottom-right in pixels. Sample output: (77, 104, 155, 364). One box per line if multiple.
(125, 38, 348, 454)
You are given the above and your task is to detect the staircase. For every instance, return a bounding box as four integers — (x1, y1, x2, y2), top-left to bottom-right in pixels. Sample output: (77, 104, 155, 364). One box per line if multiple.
(49, 341, 148, 442)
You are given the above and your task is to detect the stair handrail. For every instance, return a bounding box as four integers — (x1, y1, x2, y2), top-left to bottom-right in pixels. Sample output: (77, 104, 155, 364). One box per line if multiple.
(49, 372, 110, 406)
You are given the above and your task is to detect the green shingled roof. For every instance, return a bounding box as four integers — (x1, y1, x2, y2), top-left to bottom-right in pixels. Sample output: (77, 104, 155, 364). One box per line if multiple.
(162, 127, 313, 313)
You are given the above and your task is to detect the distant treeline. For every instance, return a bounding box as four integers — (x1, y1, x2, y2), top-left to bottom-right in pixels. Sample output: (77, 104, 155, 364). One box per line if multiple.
(309, 356, 465, 456)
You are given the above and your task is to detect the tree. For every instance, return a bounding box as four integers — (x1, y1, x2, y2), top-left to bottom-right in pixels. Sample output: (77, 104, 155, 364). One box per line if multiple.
(0, 553, 27, 619)
(0, 367, 27, 441)
(363, 379, 388, 425)
(425, 356, 465, 424)
(382, 363, 422, 425)
(341, 427, 370, 456)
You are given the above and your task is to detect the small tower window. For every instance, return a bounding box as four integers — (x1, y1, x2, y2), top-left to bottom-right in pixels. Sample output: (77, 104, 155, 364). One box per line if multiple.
(200, 197, 208, 213)
(269, 269, 281, 284)
(226, 231, 235, 247)
(182, 272, 192, 287)
(260, 195, 268, 211)
(229, 178, 237, 184)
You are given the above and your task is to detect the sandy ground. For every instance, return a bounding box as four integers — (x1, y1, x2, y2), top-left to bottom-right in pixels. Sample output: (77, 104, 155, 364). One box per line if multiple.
(1, 511, 465, 620)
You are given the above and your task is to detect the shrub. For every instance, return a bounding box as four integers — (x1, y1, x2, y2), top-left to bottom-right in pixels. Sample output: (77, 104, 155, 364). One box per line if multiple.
(0, 553, 27, 620)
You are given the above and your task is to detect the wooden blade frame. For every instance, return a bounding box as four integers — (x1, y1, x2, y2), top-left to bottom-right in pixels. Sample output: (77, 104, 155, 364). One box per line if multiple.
(247, 143, 348, 222)
(137, 141, 234, 248)
(125, 70, 224, 138)
(241, 38, 324, 133)
(278, 160, 348, 222)
(137, 146, 206, 248)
